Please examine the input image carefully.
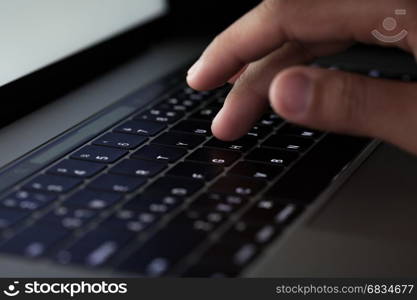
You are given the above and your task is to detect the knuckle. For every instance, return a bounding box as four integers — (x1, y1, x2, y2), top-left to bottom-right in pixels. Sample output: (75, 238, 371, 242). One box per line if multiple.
(313, 71, 368, 131)
(261, 0, 288, 13)
(259, 0, 296, 39)
(334, 72, 368, 130)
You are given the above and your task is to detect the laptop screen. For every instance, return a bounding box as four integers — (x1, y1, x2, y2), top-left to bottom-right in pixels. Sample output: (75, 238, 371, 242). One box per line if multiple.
(0, 0, 167, 87)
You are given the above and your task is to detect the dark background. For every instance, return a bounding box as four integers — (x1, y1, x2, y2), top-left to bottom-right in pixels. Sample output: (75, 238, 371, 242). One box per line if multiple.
(0, 0, 260, 129)
(167, 1, 260, 36)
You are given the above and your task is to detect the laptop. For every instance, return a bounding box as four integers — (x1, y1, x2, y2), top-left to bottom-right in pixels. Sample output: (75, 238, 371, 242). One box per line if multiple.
(0, 0, 417, 277)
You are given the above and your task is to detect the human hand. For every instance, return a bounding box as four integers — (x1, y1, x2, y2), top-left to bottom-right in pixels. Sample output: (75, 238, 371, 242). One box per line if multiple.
(186, 0, 417, 154)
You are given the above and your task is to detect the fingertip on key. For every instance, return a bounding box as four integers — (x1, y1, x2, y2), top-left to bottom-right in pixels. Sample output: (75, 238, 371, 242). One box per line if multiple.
(186, 60, 203, 89)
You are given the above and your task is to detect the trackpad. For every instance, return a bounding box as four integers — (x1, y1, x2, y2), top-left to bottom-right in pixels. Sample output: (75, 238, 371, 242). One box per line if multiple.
(248, 143, 417, 277)
(309, 143, 417, 242)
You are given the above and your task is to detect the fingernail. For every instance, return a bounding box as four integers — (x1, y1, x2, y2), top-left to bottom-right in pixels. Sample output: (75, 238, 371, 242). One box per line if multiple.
(279, 73, 311, 116)
(187, 60, 202, 79)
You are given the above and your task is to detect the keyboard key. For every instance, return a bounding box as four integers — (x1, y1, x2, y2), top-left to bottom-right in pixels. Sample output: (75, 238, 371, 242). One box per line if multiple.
(0, 224, 70, 257)
(182, 86, 210, 97)
(155, 98, 199, 112)
(147, 177, 203, 197)
(189, 193, 246, 219)
(245, 148, 298, 166)
(171, 120, 211, 136)
(192, 193, 247, 210)
(139, 108, 183, 118)
(135, 109, 183, 124)
(114, 120, 166, 136)
(178, 87, 212, 101)
(55, 229, 134, 267)
(1, 190, 56, 211)
(228, 161, 282, 181)
(204, 136, 257, 152)
(165, 97, 199, 107)
(124, 193, 184, 214)
(265, 134, 370, 204)
(116, 218, 208, 276)
(262, 135, 314, 152)
(187, 93, 206, 101)
(167, 162, 223, 181)
(40, 206, 98, 230)
(152, 132, 205, 149)
(71, 145, 127, 163)
(179, 195, 245, 241)
(183, 241, 258, 277)
(178, 209, 228, 235)
(0, 209, 30, 230)
(101, 194, 183, 235)
(257, 112, 283, 127)
(64, 190, 122, 210)
(210, 176, 265, 197)
(24, 175, 82, 193)
(218, 84, 232, 96)
(400, 74, 417, 82)
(132, 145, 186, 163)
(277, 124, 323, 139)
(101, 207, 162, 234)
(89, 174, 146, 193)
(186, 148, 241, 167)
(189, 107, 220, 121)
(246, 124, 270, 139)
(47, 159, 105, 178)
(207, 96, 226, 108)
(240, 200, 301, 227)
(93, 132, 147, 149)
(110, 159, 166, 177)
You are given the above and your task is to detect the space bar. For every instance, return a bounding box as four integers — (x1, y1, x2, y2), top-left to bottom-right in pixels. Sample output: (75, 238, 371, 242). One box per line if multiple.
(264, 134, 371, 204)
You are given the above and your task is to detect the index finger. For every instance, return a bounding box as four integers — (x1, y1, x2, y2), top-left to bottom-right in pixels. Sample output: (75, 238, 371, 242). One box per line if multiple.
(187, 0, 415, 90)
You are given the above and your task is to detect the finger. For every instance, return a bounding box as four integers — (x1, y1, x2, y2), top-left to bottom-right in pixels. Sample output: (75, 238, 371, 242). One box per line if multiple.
(224, 41, 347, 86)
(212, 42, 312, 141)
(228, 65, 248, 84)
(187, 0, 416, 90)
(269, 66, 417, 154)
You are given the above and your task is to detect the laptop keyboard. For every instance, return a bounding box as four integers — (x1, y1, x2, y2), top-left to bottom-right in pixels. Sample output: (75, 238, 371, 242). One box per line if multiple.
(0, 76, 371, 277)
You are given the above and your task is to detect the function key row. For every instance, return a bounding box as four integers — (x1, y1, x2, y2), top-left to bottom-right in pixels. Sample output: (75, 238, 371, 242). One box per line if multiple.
(114, 120, 166, 137)
(135, 109, 183, 124)
(93, 133, 147, 150)
(71, 145, 128, 163)
(154, 99, 199, 113)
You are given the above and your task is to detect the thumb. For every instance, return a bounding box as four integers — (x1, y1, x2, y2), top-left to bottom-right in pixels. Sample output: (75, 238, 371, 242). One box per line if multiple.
(269, 66, 417, 154)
